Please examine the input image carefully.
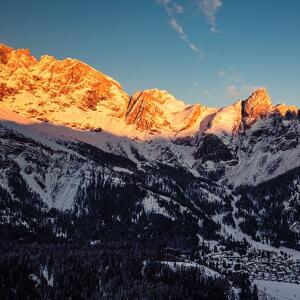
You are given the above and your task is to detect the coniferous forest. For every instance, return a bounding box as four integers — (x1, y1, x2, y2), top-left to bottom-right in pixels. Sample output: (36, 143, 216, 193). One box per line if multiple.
(0, 239, 260, 300)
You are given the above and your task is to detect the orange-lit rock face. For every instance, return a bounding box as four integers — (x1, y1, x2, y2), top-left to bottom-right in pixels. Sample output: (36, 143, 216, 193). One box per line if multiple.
(0, 44, 36, 68)
(0, 45, 13, 64)
(242, 88, 273, 127)
(1, 44, 206, 136)
(1, 44, 298, 139)
(274, 104, 298, 117)
(126, 90, 171, 132)
(125, 89, 203, 134)
(0, 44, 129, 129)
(0, 83, 17, 100)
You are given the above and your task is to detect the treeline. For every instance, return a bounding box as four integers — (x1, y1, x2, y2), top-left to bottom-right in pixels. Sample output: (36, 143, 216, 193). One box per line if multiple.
(0, 241, 232, 300)
(236, 166, 300, 248)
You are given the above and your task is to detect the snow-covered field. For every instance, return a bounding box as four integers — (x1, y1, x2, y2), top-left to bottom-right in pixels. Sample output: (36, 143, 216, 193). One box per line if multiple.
(159, 261, 220, 278)
(253, 280, 300, 300)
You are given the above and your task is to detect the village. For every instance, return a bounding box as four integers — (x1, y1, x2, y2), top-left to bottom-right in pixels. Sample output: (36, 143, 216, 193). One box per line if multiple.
(204, 248, 300, 284)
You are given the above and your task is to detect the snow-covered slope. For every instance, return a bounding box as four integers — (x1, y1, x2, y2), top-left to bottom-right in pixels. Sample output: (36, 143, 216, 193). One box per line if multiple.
(0, 44, 211, 138)
(0, 43, 130, 135)
(1, 43, 298, 141)
(0, 43, 300, 252)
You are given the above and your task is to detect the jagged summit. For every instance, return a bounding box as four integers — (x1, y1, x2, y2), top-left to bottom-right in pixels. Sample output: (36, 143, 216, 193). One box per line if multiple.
(0, 43, 35, 67)
(126, 89, 204, 134)
(241, 88, 273, 127)
(0, 44, 298, 139)
(274, 103, 298, 116)
(0, 43, 130, 134)
(244, 88, 272, 108)
(0, 44, 209, 137)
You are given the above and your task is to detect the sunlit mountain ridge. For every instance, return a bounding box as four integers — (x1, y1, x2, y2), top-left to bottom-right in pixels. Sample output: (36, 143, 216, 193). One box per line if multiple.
(1, 44, 298, 140)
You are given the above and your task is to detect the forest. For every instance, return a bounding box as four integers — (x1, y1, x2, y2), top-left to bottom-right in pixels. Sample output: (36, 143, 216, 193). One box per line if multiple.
(0, 239, 260, 300)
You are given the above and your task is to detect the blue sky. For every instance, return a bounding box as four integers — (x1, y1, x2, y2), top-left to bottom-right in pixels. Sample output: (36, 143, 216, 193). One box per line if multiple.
(0, 0, 299, 107)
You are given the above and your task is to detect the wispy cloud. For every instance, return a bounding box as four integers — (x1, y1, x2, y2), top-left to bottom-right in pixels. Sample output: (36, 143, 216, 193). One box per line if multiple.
(217, 70, 225, 77)
(196, 0, 222, 32)
(169, 18, 187, 39)
(156, 0, 200, 54)
(218, 70, 257, 100)
(226, 85, 240, 99)
(217, 70, 242, 83)
(173, 3, 183, 14)
(193, 82, 210, 95)
(156, 0, 172, 5)
(157, 0, 183, 15)
(189, 43, 198, 51)
(226, 84, 257, 100)
(169, 18, 198, 51)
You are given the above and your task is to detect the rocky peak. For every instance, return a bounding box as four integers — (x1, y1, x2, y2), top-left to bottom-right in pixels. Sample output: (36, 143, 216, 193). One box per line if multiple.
(0, 44, 13, 64)
(0, 44, 298, 139)
(0, 43, 130, 131)
(0, 44, 36, 69)
(138, 89, 184, 107)
(125, 89, 204, 134)
(125, 90, 173, 132)
(242, 88, 273, 127)
(274, 104, 298, 117)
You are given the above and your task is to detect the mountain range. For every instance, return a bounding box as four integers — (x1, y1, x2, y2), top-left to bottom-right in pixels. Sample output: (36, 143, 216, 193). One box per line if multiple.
(0, 43, 300, 276)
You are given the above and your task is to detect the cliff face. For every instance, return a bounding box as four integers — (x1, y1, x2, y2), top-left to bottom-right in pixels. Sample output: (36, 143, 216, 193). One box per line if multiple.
(125, 89, 203, 134)
(241, 88, 273, 128)
(274, 103, 298, 116)
(0, 44, 130, 131)
(0, 43, 298, 139)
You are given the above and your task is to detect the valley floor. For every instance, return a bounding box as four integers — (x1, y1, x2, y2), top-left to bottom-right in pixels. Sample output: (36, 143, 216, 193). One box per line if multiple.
(253, 279, 300, 300)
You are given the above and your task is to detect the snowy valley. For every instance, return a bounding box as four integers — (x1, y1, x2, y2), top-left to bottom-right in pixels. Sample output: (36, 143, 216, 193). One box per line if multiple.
(0, 43, 300, 299)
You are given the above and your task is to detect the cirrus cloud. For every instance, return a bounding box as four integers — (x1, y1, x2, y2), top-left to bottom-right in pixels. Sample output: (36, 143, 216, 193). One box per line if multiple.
(226, 84, 258, 100)
(169, 18, 198, 52)
(155, 0, 200, 54)
(196, 0, 223, 32)
(226, 85, 240, 99)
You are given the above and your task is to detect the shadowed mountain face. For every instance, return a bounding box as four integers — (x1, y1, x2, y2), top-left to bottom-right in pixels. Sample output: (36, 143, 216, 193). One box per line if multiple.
(0, 43, 300, 251)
